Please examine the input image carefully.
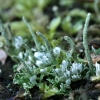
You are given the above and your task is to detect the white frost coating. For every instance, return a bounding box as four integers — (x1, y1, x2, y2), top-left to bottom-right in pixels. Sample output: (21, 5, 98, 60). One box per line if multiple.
(66, 79, 71, 86)
(34, 52, 45, 60)
(36, 60, 43, 67)
(60, 60, 68, 72)
(29, 75, 37, 85)
(28, 55, 32, 61)
(14, 36, 23, 49)
(53, 47, 61, 56)
(18, 52, 23, 59)
(71, 63, 82, 74)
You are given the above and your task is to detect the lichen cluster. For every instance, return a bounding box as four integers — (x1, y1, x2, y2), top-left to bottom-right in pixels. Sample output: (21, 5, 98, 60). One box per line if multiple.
(12, 13, 96, 99)
(0, 13, 99, 99)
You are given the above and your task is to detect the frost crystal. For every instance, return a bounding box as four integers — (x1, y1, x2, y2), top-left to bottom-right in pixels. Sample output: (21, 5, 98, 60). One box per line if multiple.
(71, 63, 82, 74)
(29, 75, 37, 85)
(66, 79, 71, 86)
(53, 47, 61, 56)
(60, 60, 68, 71)
(34, 51, 52, 67)
(36, 60, 43, 67)
(13, 36, 23, 49)
(18, 52, 23, 59)
(34, 52, 45, 60)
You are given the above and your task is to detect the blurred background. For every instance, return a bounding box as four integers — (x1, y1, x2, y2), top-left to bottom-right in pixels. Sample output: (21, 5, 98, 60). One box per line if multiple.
(0, 0, 100, 41)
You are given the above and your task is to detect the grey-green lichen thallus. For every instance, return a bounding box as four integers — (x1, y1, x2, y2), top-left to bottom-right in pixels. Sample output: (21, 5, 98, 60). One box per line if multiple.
(83, 13, 94, 75)
(0, 13, 97, 99)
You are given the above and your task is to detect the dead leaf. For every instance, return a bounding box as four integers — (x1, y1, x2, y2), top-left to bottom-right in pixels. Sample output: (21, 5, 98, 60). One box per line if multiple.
(95, 84, 100, 90)
(17, 63, 24, 72)
(0, 49, 7, 65)
(14, 88, 25, 100)
(91, 53, 100, 64)
(98, 96, 100, 100)
(89, 38, 100, 49)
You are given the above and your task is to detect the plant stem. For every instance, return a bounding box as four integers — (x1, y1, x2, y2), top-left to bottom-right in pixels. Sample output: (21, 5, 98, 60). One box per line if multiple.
(83, 13, 94, 74)
(64, 36, 76, 56)
(22, 17, 41, 51)
(36, 31, 55, 61)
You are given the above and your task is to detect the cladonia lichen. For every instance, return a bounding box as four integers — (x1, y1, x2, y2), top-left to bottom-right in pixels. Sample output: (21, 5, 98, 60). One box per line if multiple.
(0, 13, 97, 99)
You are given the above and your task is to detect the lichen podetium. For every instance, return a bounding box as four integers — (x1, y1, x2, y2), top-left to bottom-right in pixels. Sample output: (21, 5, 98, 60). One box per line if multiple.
(83, 13, 94, 75)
